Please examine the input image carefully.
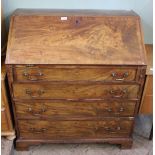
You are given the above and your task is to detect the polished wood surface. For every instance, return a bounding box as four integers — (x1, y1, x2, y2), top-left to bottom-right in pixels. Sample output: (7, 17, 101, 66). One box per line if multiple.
(1, 62, 14, 136)
(13, 83, 139, 100)
(6, 9, 146, 65)
(145, 44, 153, 75)
(6, 9, 147, 150)
(139, 44, 153, 114)
(18, 119, 133, 139)
(139, 76, 153, 114)
(1, 111, 9, 131)
(15, 101, 136, 119)
(14, 66, 137, 82)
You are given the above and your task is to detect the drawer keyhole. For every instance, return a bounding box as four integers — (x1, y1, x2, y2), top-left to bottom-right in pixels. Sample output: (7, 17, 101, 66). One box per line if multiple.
(75, 20, 80, 26)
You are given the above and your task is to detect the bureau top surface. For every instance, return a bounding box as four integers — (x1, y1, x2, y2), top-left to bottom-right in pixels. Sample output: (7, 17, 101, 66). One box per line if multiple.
(6, 9, 146, 65)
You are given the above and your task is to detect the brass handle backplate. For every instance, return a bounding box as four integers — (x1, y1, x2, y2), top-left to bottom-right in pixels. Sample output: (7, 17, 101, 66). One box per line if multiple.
(27, 107, 46, 116)
(29, 128, 47, 134)
(105, 107, 125, 115)
(106, 108, 112, 112)
(109, 89, 127, 98)
(119, 107, 124, 112)
(25, 89, 45, 98)
(104, 126, 121, 132)
(111, 72, 128, 81)
(23, 68, 43, 81)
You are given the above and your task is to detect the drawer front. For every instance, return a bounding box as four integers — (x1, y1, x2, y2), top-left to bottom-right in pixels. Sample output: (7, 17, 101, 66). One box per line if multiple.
(18, 119, 133, 139)
(13, 83, 139, 99)
(15, 101, 136, 118)
(14, 66, 137, 82)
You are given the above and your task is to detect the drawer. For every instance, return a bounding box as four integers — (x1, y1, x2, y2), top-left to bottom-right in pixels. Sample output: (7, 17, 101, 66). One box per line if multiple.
(13, 83, 139, 100)
(18, 119, 133, 139)
(15, 101, 136, 118)
(14, 65, 137, 82)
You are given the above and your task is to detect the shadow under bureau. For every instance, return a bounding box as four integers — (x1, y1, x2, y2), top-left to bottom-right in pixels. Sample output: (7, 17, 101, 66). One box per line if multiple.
(5, 9, 147, 150)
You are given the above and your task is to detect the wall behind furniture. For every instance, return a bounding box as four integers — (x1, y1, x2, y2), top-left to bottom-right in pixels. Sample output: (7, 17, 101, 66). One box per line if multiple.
(2, 0, 153, 43)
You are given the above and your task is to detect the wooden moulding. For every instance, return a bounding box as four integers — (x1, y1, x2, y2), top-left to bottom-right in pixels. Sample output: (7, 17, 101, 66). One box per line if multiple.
(15, 138, 133, 151)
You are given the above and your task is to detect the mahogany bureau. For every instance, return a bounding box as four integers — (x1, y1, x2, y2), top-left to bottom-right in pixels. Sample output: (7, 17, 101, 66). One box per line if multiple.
(5, 9, 147, 150)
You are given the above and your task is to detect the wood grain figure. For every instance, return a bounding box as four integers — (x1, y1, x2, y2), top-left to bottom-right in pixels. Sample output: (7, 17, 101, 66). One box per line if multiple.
(5, 9, 147, 150)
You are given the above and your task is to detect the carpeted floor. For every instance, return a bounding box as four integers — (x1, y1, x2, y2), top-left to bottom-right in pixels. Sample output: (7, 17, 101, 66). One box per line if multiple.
(1, 137, 14, 155)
